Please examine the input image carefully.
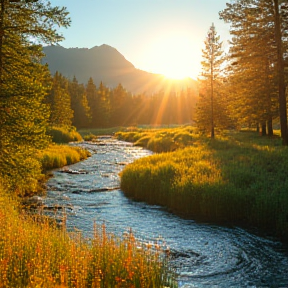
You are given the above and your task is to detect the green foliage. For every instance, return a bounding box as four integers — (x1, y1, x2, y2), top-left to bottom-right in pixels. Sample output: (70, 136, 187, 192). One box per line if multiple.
(119, 127, 288, 240)
(0, 187, 176, 288)
(46, 72, 74, 127)
(47, 126, 83, 144)
(0, 0, 70, 195)
(219, 0, 287, 136)
(69, 76, 91, 129)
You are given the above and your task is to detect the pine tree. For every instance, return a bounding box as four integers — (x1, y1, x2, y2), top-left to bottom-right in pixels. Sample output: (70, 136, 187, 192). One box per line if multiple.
(69, 76, 91, 129)
(196, 23, 228, 137)
(96, 81, 111, 128)
(0, 0, 70, 195)
(110, 83, 129, 126)
(86, 77, 98, 127)
(219, 0, 288, 139)
(47, 72, 74, 127)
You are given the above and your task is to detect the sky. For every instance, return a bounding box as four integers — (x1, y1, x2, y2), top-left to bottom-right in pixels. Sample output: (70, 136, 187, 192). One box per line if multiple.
(49, 0, 230, 80)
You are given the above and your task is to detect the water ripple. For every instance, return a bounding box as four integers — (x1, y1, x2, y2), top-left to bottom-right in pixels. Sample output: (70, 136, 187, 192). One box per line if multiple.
(45, 138, 288, 287)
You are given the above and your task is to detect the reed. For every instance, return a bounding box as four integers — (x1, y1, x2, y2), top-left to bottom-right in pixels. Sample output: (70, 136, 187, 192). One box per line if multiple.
(0, 186, 177, 287)
(119, 127, 288, 240)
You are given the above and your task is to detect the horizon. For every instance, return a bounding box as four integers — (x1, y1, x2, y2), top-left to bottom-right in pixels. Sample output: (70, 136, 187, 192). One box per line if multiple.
(49, 0, 230, 80)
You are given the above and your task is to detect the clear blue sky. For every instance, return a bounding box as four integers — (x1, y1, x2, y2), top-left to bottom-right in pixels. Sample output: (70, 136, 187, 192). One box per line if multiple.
(49, 0, 230, 79)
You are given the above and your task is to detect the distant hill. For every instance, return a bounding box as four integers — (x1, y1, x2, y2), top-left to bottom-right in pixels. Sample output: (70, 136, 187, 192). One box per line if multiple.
(42, 44, 198, 94)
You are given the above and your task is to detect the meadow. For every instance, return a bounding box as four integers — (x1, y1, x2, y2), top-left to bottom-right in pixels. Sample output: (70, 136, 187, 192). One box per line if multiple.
(116, 127, 288, 241)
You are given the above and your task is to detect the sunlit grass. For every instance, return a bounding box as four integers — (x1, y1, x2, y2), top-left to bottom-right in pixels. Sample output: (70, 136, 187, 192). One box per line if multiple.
(118, 127, 288, 240)
(37, 144, 91, 171)
(116, 126, 198, 152)
(47, 126, 83, 143)
(0, 186, 177, 287)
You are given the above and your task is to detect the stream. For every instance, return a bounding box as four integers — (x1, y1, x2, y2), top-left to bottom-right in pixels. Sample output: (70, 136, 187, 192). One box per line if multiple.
(44, 137, 288, 287)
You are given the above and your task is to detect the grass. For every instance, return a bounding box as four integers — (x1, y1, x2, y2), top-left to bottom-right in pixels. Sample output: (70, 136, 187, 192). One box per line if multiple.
(116, 126, 196, 152)
(117, 127, 288, 241)
(79, 127, 126, 139)
(47, 126, 83, 144)
(0, 185, 177, 287)
(37, 144, 91, 171)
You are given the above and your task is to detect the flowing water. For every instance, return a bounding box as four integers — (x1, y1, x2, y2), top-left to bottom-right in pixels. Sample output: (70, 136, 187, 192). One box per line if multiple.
(44, 137, 288, 287)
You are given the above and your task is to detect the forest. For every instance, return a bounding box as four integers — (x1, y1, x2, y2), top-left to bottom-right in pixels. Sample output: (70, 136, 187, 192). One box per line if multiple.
(47, 73, 197, 129)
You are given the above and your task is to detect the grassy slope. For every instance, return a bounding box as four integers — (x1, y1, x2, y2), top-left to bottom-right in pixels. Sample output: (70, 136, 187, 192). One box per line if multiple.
(117, 127, 288, 241)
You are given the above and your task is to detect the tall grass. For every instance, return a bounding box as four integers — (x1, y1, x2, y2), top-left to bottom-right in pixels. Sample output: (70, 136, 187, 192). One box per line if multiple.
(37, 144, 91, 171)
(119, 128, 288, 240)
(116, 126, 197, 152)
(47, 126, 83, 144)
(0, 186, 177, 287)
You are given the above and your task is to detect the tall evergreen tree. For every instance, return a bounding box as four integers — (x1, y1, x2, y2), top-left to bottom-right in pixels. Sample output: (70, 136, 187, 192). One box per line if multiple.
(47, 72, 73, 127)
(110, 83, 129, 126)
(196, 23, 228, 137)
(95, 81, 111, 128)
(0, 0, 70, 194)
(69, 76, 91, 129)
(86, 77, 98, 127)
(219, 0, 288, 139)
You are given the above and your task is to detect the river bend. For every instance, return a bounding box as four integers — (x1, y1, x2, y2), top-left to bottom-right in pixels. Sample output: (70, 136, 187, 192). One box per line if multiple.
(44, 137, 288, 287)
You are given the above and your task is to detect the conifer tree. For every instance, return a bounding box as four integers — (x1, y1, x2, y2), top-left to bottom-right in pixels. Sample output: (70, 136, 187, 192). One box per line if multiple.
(47, 72, 73, 127)
(196, 23, 228, 137)
(110, 83, 129, 126)
(69, 76, 91, 129)
(86, 77, 98, 127)
(0, 0, 70, 194)
(219, 0, 288, 140)
(96, 81, 111, 128)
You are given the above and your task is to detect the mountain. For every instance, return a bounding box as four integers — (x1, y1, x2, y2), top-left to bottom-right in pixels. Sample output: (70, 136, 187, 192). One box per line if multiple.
(42, 44, 198, 94)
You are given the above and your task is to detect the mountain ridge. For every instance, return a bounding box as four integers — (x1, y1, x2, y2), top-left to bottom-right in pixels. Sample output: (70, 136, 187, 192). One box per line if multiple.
(42, 44, 198, 94)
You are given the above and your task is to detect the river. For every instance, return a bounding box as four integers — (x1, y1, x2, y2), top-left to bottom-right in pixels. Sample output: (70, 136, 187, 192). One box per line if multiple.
(44, 137, 288, 287)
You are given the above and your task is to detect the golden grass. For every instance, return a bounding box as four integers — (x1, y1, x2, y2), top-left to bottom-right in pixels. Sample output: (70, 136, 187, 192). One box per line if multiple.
(0, 187, 176, 287)
(37, 144, 91, 171)
(118, 127, 288, 240)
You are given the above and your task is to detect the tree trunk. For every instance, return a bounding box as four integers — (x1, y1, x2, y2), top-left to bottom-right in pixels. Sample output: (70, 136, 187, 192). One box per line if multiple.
(267, 117, 273, 136)
(261, 122, 267, 136)
(274, 0, 288, 145)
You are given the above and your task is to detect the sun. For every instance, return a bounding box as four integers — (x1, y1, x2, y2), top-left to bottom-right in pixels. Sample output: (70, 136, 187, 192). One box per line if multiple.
(143, 32, 201, 80)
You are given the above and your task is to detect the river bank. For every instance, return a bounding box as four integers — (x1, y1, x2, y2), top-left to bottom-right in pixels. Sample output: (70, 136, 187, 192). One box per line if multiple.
(0, 140, 175, 287)
(42, 137, 288, 287)
(116, 127, 288, 242)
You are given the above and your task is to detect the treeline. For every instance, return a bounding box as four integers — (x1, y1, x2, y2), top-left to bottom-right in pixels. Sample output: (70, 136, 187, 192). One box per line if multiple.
(47, 72, 197, 129)
(196, 0, 288, 141)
